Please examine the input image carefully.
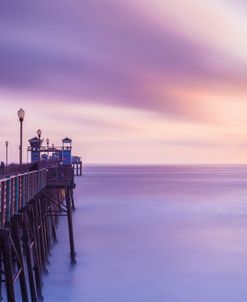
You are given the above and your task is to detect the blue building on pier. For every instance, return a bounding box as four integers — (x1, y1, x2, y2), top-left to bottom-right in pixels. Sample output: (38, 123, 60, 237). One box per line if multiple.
(28, 137, 73, 165)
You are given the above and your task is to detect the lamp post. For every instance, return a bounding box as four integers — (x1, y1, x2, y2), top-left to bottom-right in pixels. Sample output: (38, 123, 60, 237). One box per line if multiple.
(37, 129, 42, 162)
(5, 141, 8, 174)
(37, 129, 42, 142)
(17, 108, 25, 172)
(46, 138, 49, 156)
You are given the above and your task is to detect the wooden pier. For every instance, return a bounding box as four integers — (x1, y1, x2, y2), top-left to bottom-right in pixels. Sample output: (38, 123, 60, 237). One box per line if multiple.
(0, 164, 76, 301)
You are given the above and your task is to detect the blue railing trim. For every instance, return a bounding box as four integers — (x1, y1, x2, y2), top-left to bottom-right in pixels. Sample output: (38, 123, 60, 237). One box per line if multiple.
(0, 169, 47, 226)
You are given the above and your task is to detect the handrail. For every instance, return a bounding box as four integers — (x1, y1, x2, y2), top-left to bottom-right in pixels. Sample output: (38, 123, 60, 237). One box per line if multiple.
(0, 169, 47, 227)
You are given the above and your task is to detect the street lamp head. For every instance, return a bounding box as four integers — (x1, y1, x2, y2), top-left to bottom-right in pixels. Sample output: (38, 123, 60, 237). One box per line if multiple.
(37, 129, 42, 138)
(5, 141, 8, 147)
(17, 108, 25, 122)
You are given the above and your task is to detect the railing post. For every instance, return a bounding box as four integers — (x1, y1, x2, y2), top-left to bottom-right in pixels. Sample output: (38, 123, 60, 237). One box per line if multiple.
(6, 178, 10, 224)
(15, 177, 19, 213)
(20, 175, 24, 208)
(1, 182, 5, 227)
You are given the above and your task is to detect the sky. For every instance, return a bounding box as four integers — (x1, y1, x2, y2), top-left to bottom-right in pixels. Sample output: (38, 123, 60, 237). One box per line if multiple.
(1, 0, 247, 164)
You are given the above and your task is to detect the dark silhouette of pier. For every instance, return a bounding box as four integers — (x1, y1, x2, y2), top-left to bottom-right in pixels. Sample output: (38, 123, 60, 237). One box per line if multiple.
(0, 139, 82, 301)
(0, 108, 83, 301)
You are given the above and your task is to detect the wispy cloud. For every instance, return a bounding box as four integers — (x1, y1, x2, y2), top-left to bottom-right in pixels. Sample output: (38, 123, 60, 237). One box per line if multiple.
(1, 0, 247, 163)
(1, 0, 247, 120)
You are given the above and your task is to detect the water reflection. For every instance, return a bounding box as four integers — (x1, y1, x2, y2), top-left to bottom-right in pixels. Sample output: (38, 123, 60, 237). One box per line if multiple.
(43, 165, 247, 302)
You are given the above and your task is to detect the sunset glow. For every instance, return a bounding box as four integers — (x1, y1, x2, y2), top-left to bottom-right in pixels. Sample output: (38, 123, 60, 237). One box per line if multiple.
(1, 0, 247, 163)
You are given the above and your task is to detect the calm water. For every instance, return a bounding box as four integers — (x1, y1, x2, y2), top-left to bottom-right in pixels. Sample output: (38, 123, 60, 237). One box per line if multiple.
(43, 165, 247, 302)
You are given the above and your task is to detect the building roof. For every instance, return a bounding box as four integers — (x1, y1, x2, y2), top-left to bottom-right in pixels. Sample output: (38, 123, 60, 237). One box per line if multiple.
(62, 137, 72, 143)
(29, 137, 39, 143)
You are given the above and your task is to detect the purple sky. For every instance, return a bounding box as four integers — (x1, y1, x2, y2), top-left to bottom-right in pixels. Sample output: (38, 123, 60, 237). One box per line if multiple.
(1, 0, 247, 163)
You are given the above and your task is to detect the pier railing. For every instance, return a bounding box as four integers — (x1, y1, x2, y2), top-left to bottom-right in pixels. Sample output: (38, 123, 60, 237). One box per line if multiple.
(0, 169, 46, 227)
(0, 164, 76, 301)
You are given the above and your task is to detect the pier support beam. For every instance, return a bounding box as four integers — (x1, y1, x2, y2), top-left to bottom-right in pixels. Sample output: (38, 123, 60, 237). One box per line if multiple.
(27, 202, 44, 301)
(0, 228, 16, 302)
(65, 186, 76, 263)
(22, 211, 38, 302)
(70, 189, 75, 210)
(11, 214, 29, 302)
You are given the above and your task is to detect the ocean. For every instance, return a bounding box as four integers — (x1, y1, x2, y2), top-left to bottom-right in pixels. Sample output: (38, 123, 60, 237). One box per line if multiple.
(42, 165, 247, 302)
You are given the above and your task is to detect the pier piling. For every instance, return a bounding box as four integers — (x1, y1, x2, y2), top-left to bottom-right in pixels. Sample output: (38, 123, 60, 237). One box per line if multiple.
(65, 187, 76, 263)
(11, 214, 29, 302)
